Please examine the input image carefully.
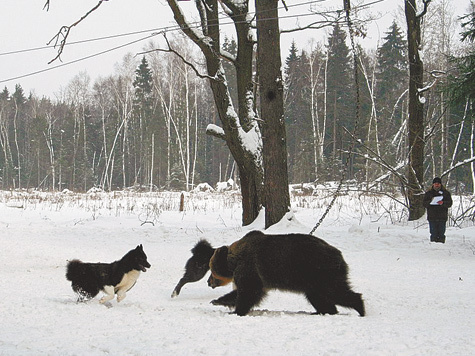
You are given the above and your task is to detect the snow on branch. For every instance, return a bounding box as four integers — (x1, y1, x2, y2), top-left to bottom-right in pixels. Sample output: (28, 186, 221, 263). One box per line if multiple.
(417, 70, 446, 95)
(206, 124, 226, 140)
(441, 156, 475, 178)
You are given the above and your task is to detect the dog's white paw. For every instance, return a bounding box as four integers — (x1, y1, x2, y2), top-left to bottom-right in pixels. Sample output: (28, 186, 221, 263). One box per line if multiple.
(99, 296, 113, 304)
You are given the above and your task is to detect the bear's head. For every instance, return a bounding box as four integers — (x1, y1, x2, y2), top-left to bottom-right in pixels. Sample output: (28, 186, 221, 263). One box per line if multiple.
(208, 246, 233, 288)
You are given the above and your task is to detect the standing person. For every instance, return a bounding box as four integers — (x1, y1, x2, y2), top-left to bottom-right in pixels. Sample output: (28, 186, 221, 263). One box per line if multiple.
(422, 177, 453, 243)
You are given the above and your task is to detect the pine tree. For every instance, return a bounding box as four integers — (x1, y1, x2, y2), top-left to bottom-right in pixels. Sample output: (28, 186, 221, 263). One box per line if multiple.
(284, 41, 301, 182)
(284, 42, 314, 182)
(12, 84, 26, 106)
(132, 56, 154, 187)
(448, 7, 475, 102)
(375, 21, 408, 122)
(445, 5, 475, 192)
(133, 56, 153, 114)
(0, 86, 10, 101)
(325, 22, 353, 177)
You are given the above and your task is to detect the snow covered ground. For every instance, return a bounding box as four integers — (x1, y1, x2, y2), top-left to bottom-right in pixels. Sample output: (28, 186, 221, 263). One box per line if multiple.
(0, 190, 473, 356)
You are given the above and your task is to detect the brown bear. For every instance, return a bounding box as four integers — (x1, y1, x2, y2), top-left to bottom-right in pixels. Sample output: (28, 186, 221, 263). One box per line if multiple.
(208, 230, 365, 317)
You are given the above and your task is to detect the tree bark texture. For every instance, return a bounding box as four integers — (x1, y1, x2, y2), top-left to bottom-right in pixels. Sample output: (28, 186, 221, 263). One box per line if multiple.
(256, 0, 290, 228)
(405, 0, 427, 220)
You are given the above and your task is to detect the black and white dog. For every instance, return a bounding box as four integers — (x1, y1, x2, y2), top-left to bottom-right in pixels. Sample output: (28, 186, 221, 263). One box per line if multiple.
(66, 244, 151, 303)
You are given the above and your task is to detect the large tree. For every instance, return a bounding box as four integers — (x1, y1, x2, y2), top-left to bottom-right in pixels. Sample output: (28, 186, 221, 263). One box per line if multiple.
(166, 0, 264, 226)
(256, 0, 290, 228)
(405, 0, 431, 220)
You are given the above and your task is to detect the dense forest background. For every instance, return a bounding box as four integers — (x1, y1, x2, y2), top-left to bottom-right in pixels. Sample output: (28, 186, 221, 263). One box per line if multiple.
(0, 2, 474, 194)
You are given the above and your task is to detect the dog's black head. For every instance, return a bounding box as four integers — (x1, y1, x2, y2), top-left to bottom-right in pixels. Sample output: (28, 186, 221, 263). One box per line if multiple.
(133, 244, 151, 272)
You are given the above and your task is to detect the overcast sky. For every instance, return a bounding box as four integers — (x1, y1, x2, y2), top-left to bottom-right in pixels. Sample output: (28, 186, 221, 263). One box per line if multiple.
(0, 0, 471, 98)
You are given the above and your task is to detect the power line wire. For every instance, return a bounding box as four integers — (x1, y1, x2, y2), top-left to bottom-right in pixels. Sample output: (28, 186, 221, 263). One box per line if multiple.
(0, 0, 350, 58)
(0, 33, 158, 85)
(0, 0, 385, 85)
(0, 28, 166, 57)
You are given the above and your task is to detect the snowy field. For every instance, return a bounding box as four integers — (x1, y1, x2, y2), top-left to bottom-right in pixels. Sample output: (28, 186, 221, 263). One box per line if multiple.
(0, 189, 474, 356)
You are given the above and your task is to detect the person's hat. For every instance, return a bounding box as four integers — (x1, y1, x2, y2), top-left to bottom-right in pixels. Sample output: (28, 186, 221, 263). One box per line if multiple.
(432, 177, 442, 184)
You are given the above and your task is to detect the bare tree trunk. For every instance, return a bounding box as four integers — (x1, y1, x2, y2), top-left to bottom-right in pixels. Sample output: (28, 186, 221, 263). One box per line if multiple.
(100, 104, 109, 190)
(405, 0, 430, 220)
(256, 0, 290, 228)
(191, 82, 198, 190)
(359, 56, 380, 183)
(308, 48, 325, 179)
(0, 109, 14, 188)
(184, 64, 191, 191)
(44, 113, 56, 191)
(446, 100, 467, 186)
(13, 100, 21, 189)
(150, 133, 155, 192)
(471, 111, 475, 195)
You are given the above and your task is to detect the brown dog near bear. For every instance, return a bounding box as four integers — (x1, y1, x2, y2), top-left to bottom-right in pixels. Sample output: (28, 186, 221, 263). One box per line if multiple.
(208, 230, 365, 317)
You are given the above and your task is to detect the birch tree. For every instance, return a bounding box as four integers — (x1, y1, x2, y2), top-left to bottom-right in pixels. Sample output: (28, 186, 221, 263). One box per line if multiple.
(0, 88, 13, 188)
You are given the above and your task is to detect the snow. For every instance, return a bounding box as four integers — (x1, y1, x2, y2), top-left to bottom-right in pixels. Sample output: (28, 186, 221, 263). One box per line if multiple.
(206, 123, 225, 138)
(0, 190, 474, 355)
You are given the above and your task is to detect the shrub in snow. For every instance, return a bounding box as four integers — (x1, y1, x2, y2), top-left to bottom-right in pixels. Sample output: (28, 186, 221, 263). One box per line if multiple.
(193, 183, 215, 193)
(216, 179, 236, 192)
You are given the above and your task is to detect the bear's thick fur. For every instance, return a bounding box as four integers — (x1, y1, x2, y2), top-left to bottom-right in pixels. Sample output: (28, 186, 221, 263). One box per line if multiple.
(208, 230, 365, 316)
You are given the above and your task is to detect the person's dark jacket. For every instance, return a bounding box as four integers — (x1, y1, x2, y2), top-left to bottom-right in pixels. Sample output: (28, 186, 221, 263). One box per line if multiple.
(423, 186, 453, 221)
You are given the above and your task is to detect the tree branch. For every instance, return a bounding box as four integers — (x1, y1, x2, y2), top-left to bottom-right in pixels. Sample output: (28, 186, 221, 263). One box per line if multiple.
(46, 1, 103, 64)
(206, 124, 226, 141)
(166, 0, 208, 52)
(137, 34, 217, 81)
(280, 18, 343, 34)
(416, 0, 432, 19)
(342, 126, 408, 186)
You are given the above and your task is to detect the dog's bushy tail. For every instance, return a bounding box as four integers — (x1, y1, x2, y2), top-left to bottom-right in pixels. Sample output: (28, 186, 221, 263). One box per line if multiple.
(191, 239, 215, 258)
(65, 259, 83, 281)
